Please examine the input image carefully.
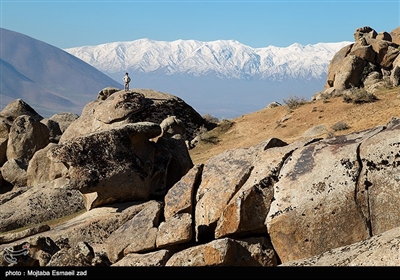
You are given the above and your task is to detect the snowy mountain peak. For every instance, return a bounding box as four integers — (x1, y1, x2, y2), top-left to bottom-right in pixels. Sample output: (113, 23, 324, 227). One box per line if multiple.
(65, 39, 352, 80)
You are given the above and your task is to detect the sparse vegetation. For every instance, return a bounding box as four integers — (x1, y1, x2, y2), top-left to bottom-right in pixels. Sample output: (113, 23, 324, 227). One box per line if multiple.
(282, 95, 308, 110)
(319, 92, 332, 103)
(343, 86, 378, 104)
(331, 121, 350, 131)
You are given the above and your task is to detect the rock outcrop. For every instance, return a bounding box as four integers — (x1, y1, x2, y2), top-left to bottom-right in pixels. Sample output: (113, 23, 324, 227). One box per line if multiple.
(0, 87, 205, 232)
(1, 111, 399, 267)
(59, 88, 205, 144)
(314, 26, 400, 100)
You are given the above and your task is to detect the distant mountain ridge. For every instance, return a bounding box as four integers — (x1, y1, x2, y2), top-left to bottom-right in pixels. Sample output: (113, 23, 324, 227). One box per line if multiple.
(65, 39, 352, 81)
(64, 39, 352, 119)
(0, 28, 122, 118)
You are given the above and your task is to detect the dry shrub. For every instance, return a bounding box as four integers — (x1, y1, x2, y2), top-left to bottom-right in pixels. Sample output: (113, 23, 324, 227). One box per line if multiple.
(331, 121, 350, 131)
(282, 95, 308, 110)
(343, 87, 378, 104)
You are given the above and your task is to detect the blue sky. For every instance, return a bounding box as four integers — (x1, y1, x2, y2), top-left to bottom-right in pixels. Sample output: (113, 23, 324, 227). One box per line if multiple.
(1, 0, 399, 49)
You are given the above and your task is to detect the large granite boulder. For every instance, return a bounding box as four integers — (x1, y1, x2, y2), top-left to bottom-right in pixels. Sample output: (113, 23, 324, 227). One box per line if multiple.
(1, 158, 27, 188)
(60, 89, 205, 144)
(332, 55, 366, 90)
(26, 143, 67, 188)
(6, 115, 49, 167)
(325, 44, 353, 89)
(48, 112, 79, 134)
(265, 126, 385, 263)
(194, 147, 256, 242)
(0, 99, 43, 123)
(48, 122, 193, 210)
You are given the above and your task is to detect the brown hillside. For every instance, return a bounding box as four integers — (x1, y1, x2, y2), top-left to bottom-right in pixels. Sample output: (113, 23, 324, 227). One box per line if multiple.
(189, 86, 400, 165)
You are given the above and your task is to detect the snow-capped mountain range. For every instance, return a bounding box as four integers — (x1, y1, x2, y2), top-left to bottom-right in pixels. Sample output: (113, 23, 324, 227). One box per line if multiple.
(65, 39, 352, 81)
(64, 39, 352, 119)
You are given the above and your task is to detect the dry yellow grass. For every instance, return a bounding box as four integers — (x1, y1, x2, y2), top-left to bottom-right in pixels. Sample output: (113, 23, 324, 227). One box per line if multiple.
(189, 86, 400, 165)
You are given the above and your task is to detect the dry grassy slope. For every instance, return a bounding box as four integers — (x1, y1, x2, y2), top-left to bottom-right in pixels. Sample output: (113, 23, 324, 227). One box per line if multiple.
(189, 87, 400, 165)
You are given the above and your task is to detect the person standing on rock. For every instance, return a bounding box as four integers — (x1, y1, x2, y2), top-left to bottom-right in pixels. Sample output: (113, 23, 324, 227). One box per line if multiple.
(123, 72, 131, 91)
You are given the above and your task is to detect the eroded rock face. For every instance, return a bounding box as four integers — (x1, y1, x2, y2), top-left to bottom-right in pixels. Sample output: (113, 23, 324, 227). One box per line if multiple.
(159, 115, 186, 139)
(60, 89, 205, 144)
(26, 143, 67, 188)
(97, 87, 120, 101)
(390, 26, 400, 45)
(163, 164, 202, 221)
(94, 91, 146, 124)
(265, 127, 384, 263)
(154, 165, 202, 249)
(0, 178, 85, 232)
(194, 138, 310, 242)
(51, 123, 154, 208)
(156, 213, 192, 248)
(325, 44, 353, 89)
(333, 55, 366, 90)
(215, 138, 313, 239)
(390, 55, 400, 86)
(282, 225, 400, 266)
(357, 118, 400, 236)
(16, 201, 150, 249)
(48, 122, 192, 210)
(6, 115, 49, 167)
(165, 237, 277, 266)
(1, 118, 400, 267)
(104, 200, 162, 263)
(0, 117, 11, 139)
(194, 148, 255, 242)
(0, 224, 50, 244)
(48, 112, 79, 134)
